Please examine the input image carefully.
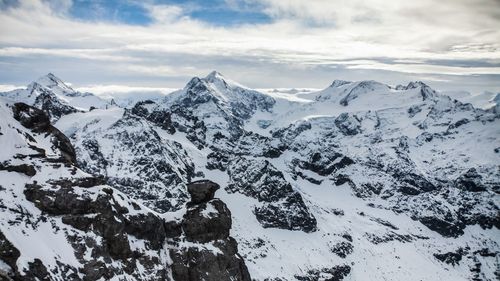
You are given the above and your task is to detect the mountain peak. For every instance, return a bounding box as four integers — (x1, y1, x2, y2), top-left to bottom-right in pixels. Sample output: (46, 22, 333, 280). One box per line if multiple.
(35, 73, 74, 92)
(330, 80, 351, 88)
(405, 81, 430, 90)
(205, 70, 225, 80)
(204, 70, 235, 86)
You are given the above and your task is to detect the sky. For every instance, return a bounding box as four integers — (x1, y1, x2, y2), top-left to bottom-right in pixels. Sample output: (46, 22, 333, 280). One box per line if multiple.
(0, 0, 499, 95)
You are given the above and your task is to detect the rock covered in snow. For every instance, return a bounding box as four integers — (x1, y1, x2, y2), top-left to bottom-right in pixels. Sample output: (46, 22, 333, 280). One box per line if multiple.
(3, 71, 499, 281)
(0, 100, 251, 281)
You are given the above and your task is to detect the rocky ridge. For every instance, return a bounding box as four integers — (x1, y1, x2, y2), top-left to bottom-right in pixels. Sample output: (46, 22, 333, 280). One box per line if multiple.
(0, 100, 250, 281)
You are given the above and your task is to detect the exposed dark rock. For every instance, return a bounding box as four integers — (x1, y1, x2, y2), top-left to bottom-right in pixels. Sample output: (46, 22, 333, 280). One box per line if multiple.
(0, 163, 36, 176)
(30, 83, 79, 122)
(48, 176, 106, 188)
(0, 231, 20, 274)
(23, 259, 50, 281)
(298, 152, 354, 177)
(394, 172, 436, 195)
(418, 216, 465, 238)
(294, 265, 351, 281)
(334, 113, 361, 135)
(227, 157, 317, 232)
(206, 151, 229, 171)
(170, 238, 251, 281)
(182, 199, 231, 243)
(12, 103, 76, 164)
(330, 241, 354, 258)
(408, 105, 422, 118)
(164, 219, 183, 238)
(254, 192, 317, 233)
(24, 183, 95, 216)
(170, 179, 252, 281)
(187, 180, 220, 204)
(125, 213, 166, 250)
(455, 168, 486, 192)
(434, 248, 465, 266)
(130, 101, 176, 133)
(364, 231, 413, 244)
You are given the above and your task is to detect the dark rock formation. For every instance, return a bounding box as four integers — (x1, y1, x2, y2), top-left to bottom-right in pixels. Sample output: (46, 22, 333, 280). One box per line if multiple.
(434, 248, 465, 266)
(294, 265, 351, 281)
(182, 199, 231, 243)
(130, 100, 176, 133)
(12, 102, 76, 164)
(170, 180, 251, 281)
(0, 231, 20, 278)
(334, 113, 361, 135)
(187, 180, 220, 204)
(226, 157, 317, 232)
(33, 89, 79, 122)
(330, 241, 354, 258)
(455, 168, 486, 192)
(0, 163, 36, 176)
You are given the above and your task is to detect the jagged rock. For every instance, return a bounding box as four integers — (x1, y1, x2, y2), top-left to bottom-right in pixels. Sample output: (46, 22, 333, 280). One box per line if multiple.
(297, 152, 354, 176)
(254, 193, 317, 233)
(0, 231, 20, 276)
(294, 265, 351, 281)
(418, 216, 465, 238)
(0, 163, 36, 176)
(206, 151, 230, 171)
(33, 89, 79, 122)
(227, 157, 317, 232)
(182, 199, 231, 243)
(170, 179, 252, 281)
(12, 103, 76, 163)
(455, 168, 486, 192)
(334, 113, 361, 135)
(170, 238, 251, 281)
(434, 248, 466, 266)
(130, 100, 176, 133)
(187, 180, 220, 204)
(330, 241, 354, 258)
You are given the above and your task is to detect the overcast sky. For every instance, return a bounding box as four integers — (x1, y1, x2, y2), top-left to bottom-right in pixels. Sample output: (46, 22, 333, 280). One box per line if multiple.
(0, 0, 499, 94)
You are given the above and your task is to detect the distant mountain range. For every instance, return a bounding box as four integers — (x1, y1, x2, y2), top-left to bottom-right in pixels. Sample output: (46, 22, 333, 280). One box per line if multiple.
(0, 72, 498, 281)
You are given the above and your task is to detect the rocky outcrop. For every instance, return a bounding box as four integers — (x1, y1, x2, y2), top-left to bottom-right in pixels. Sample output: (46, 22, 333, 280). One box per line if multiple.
(33, 88, 79, 122)
(227, 157, 317, 232)
(169, 180, 251, 281)
(334, 113, 361, 135)
(455, 168, 486, 192)
(187, 180, 220, 204)
(130, 100, 176, 133)
(12, 102, 76, 164)
(0, 163, 36, 176)
(0, 102, 251, 281)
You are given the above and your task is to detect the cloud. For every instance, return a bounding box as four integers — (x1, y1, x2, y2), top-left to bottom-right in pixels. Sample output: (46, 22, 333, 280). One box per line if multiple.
(0, 0, 498, 94)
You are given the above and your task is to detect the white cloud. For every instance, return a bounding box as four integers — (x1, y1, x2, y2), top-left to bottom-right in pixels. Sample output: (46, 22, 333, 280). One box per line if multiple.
(0, 0, 498, 93)
(0, 84, 21, 92)
(76, 84, 177, 96)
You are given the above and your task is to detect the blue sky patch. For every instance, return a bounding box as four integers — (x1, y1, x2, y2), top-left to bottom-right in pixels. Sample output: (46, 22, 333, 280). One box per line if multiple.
(67, 0, 271, 26)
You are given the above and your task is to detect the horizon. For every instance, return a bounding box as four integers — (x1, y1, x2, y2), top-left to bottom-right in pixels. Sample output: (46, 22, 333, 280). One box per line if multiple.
(0, 0, 499, 95)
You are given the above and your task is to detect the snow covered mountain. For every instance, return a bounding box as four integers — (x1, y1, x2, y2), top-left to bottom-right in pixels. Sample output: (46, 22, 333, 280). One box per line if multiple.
(0, 74, 110, 122)
(1, 72, 499, 281)
(0, 99, 250, 280)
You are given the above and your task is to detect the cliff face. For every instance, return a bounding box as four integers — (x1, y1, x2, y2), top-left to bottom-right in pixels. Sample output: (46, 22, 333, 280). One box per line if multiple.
(0, 101, 250, 281)
(169, 180, 251, 281)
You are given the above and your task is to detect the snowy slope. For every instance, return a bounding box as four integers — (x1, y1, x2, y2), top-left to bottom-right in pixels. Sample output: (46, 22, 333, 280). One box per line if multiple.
(0, 98, 250, 281)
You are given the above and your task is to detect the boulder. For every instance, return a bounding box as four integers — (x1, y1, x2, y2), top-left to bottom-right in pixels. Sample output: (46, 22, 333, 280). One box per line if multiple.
(187, 180, 220, 204)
